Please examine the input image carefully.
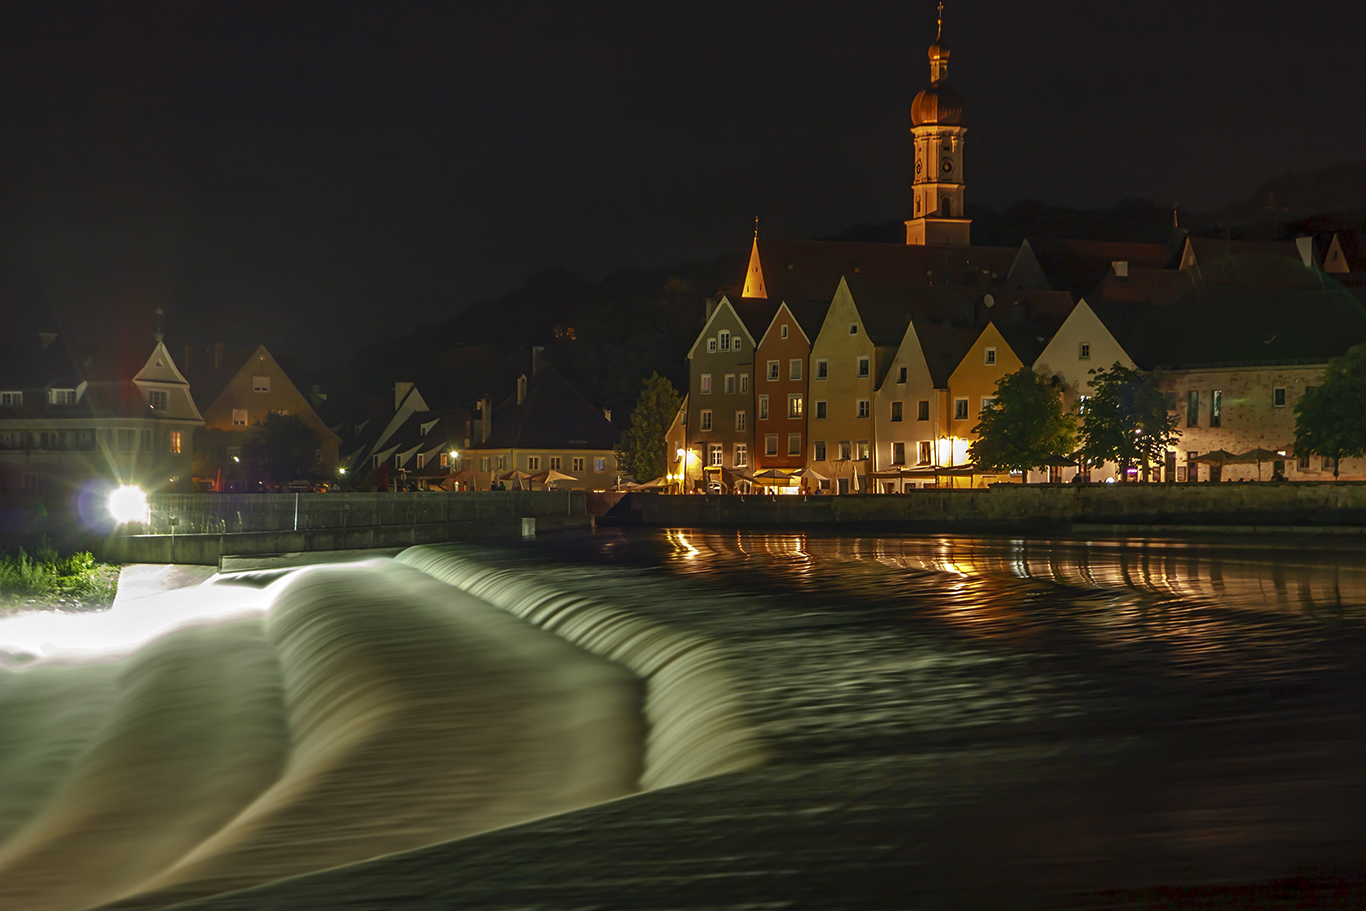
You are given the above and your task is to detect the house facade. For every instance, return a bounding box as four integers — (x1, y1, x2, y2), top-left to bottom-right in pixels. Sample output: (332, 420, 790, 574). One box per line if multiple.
(871, 321, 952, 488)
(753, 303, 813, 471)
(685, 297, 766, 488)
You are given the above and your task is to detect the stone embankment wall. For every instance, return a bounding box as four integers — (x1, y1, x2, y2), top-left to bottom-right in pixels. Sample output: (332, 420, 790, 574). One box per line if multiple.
(103, 491, 589, 565)
(625, 482, 1366, 531)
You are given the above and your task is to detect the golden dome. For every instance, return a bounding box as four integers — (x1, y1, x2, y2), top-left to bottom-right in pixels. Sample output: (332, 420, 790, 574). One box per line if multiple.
(911, 80, 965, 127)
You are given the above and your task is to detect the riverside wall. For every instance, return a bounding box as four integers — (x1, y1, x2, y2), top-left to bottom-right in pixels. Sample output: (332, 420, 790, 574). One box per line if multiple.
(101, 491, 590, 565)
(624, 482, 1366, 532)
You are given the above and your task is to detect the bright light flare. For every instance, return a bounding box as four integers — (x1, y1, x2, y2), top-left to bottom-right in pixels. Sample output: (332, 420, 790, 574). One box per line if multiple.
(108, 486, 150, 524)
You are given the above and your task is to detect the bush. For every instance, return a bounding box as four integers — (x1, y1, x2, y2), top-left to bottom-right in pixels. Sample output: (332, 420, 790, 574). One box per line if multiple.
(0, 539, 119, 611)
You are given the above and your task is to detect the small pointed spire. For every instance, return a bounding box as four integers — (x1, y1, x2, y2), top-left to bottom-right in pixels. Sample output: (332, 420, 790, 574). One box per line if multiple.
(1172, 202, 1179, 228)
(937, 1, 944, 42)
(754, 215, 759, 239)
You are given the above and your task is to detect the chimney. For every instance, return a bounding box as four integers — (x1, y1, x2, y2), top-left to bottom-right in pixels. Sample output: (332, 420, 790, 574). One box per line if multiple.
(1112, 260, 1129, 279)
(214, 342, 224, 369)
(516, 374, 528, 405)
(394, 381, 414, 410)
(705, 297, 716, 321)
(480, 395, 492, 442)
(532, 345, 544, 375)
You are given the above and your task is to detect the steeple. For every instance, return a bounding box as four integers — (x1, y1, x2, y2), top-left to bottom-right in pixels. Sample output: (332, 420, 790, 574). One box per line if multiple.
(742, 218, 767, 299)
(928, 2, 949, 82)
(905, 2, 970, 246)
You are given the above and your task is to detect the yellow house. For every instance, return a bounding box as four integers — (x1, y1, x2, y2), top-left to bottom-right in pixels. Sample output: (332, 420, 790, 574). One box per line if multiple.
(191, 345, 341, 491)
(944, 321, 1026, 485)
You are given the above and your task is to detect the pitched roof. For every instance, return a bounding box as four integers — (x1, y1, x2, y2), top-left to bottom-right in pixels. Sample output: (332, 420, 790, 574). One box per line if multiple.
(1024, 237, 1172, 295)
(476, 366, 618, 451)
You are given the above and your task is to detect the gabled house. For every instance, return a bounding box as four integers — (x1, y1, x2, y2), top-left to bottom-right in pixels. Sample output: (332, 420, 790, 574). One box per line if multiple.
(753, 301, 823, 471)
(461, 365, 619, 491)
(0, 334, 203, 503)
(190, 344, 341, 491)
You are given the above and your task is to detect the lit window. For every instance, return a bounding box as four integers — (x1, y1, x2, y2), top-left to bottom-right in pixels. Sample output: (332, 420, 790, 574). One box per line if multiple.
(148, 389, 168, 410)
(954, 398, 969, 421)
(232, 408, 248, 427)
(416, 453, 425, 469)
(758, 395, 769, 420)
(856, 399, 870, 419)
(918, 441, 932, 464)
(788, 433, 801, 456)
(594, 457, 606, 472)
(789, 359, 802, 381)
(980, 396, 996, 414)
(891, 401, 903, 422)
(440, 452, 449, 467)
(857, 357, 869, 378)
(700, 409, 713, 431)
(984, 347, 996, 366)
(766, 434, 779, 456)
(252, 376, 271, 393)
(733, 443, 747, 467)
(700, 374, 712, 394)
(768, 360, 780, 381)
(735, 410, 746, 432)
(1273, 387, 1286, 407)
(169, 431, 182, 454)
(1079, 342, 1091, 360)
(815, 400, 827, 419)
(838, 441, 852, 461)
(708, 444, 723, 466)
(856, 440, 870, 460)
(788, 394, 803, 418)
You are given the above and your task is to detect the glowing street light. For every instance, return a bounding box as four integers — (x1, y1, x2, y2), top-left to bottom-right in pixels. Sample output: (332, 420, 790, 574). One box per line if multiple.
(107, 485, 149, 524)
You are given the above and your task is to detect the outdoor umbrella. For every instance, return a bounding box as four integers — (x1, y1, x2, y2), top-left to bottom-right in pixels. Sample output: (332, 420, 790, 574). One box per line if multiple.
(1196, 449, 1242, 464)
(636, 476, 670, 488)
(1037, 454, 1078, 467)
(751, 468, 790, 479)
(790, 467, 828, 482)
(1235, 447, 1286, 480)
(544, 468, 579, 484)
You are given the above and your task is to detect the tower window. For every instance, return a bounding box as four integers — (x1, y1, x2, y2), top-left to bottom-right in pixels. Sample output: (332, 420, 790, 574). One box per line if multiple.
(940, 197, 952, 217)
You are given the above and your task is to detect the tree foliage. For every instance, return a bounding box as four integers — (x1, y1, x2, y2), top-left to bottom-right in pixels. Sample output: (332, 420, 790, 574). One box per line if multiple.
(1077, 362, 1180, 477)
(968, 368, 1077, 473)
(614, 372, 682, 483)
(241, 411, 323, 488)
(1294, 343, 1366, 479)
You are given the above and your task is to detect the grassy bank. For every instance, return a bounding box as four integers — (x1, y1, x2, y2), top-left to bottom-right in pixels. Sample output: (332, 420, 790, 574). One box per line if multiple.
(0, 539, 120, 615)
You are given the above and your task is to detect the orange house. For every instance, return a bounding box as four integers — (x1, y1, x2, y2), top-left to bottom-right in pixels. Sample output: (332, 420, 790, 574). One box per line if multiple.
(753, 302, 820, 470)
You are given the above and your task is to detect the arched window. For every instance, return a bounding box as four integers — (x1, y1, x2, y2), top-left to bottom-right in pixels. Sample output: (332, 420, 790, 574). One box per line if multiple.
(719, 330, 731, 351)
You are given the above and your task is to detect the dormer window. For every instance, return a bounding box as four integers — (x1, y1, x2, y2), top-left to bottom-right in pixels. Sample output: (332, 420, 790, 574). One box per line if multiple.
(0, 391, 21, 406)
(148, 389, 168, 411)
(50, 389, 77, 405)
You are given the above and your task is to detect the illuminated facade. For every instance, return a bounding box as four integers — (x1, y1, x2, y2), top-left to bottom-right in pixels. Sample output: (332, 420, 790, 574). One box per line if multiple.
(905, 6, 969, 246)
(753, 303, 815, 471)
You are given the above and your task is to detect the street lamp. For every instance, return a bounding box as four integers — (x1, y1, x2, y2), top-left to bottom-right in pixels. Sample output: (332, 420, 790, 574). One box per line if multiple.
(107, 485, 149, 524)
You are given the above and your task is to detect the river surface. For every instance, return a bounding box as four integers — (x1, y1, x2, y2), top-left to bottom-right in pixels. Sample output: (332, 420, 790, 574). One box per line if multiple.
(7, 529, 1366, 910)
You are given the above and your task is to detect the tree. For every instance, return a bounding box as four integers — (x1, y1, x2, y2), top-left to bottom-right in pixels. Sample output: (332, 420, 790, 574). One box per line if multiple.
(1294, 343, 1366, 479)
(1077, 362, 1180, 480)
(241, 411, 323, 489)
(614, 373, 682, 483)
(968, 368, 1077, 474)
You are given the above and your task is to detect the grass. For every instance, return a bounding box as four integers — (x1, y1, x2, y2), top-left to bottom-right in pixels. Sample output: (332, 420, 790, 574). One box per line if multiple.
(0, 539, 120, 614)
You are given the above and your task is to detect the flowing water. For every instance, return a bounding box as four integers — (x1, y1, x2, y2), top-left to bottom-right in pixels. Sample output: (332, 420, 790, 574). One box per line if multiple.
(3, 530, 1366, 909)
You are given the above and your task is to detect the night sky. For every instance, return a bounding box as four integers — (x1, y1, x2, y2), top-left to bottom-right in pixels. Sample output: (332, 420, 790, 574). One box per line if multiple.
(3, 1, 1365, 369)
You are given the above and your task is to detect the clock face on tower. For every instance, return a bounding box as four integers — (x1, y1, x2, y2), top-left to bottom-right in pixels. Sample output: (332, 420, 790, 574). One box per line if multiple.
(941, 158, 954, 174)
(915, 158, 922, 175)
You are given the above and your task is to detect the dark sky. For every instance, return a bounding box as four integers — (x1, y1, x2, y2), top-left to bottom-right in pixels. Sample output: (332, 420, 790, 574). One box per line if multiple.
(3, 1, 1365, 369)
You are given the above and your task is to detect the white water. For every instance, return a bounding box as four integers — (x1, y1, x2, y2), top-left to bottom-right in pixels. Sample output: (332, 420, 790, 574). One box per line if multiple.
(0, 559, 646, 911)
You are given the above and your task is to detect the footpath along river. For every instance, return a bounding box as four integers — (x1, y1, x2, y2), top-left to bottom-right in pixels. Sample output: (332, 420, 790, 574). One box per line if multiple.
(7, 529, 1366, 909)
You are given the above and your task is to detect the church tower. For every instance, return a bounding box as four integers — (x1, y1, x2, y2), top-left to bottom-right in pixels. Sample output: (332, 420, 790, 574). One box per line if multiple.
(905, 4, 970, 246)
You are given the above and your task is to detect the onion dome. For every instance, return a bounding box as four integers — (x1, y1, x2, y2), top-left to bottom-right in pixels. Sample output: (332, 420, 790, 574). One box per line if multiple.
(911, 80, 966, 127)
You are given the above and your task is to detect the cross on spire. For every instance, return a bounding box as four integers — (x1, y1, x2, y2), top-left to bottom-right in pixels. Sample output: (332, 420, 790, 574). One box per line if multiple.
(936, 2, 944, 41)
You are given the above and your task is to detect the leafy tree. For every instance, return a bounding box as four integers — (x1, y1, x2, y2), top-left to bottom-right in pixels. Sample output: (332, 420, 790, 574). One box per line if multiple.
(241, 411, 323, 488)
(614, 372, 682, 482)
(1077, 362, 1180, 480)
(969, 368, 1077, 473)
(1294, 343, 1366, 479)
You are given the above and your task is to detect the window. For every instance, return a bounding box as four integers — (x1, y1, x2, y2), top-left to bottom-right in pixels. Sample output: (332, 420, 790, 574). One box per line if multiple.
(786, 359, 801, 381)
(815, 400, 827, 419)
(814, 441, 827, 461)
(700, 374, 712, 394)
(50, 389, 77, 405)
(857, 357, 870, 378)
(417, 453, 426, 469)
(700, 409, 713, 431)
(148, 389, 168, 410)
(1210, 390, 1222, 428)
(767, 360, 780, 380)
(480, 456, 491, 472)
(780, 324, 789, 339)
(838, 440, 852, 461)
(1297, 453, 1310, 470)
(233, 408, 248, 427)
(733, 443, 747, 467)
(898, 366, 907, 384)
(1187, 391, 1199, 427)
(758, 395, 769, 420)
(708, 443, 723, 466)
(1079, 342, 1091, 360)
(707, 338, 717, 353)
(140, 429, 152, 451)
(724, 374, 736, 395)
(735, 410, 746, 432)
(856, 440, 870, 460)
(550, 456, 562, 470)
(497, 455, 507, 470)
(440, 452, 450, 468)
(980, 395, 996, 414)
(765, 433, 779, 456)
(816, 359, 828, 380)
(740, 374, 749, 394)
(572, 457, 585, 472)
(734, 338, 742, 352)
(594, 457, 606, 472)
(788, 394, 803, 418)
(527, 456, 541, 471)
(788, 433, 801, 456)
(0, 391, 21, 406)
(918, 441, 932, 465)
(719, 330, 730, 351)
(891, 401, 903, 422)
(857, 399, 870, 419)
(252, 376, 270, 392)
(849, 323, 858, 335)
(984, 347, 996, 366)
(1273, 387, 1286, 407)
(954, 398, 969, 420)
(1323, 456, 1337, 472)
(892, 442, 906, 465)
(169, 431, 182, 454)
(917, 400, 929, 421)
